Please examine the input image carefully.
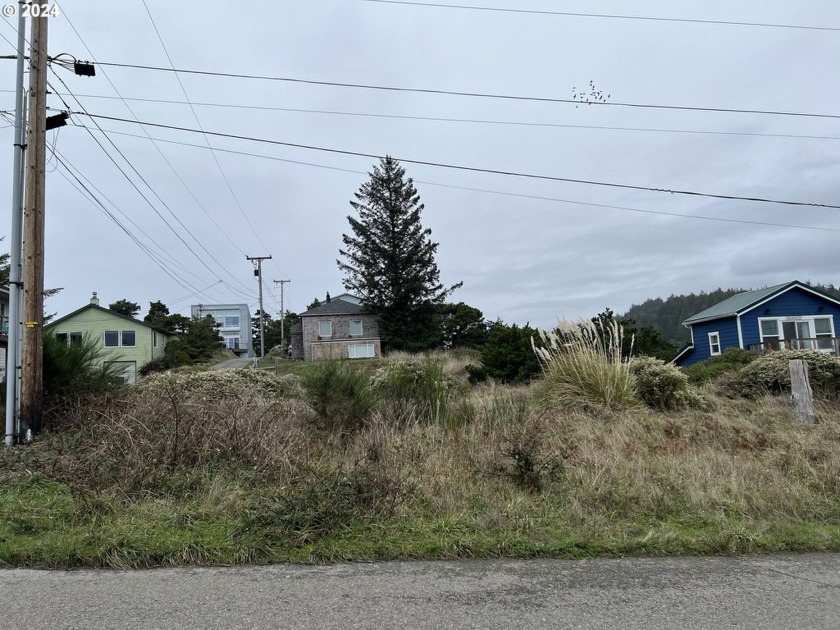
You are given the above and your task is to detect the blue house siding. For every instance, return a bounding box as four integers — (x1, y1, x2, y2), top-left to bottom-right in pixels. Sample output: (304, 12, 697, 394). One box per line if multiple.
(739, 287, 840, 348)
(678, 318, 740, 366)
(674, 283, 840, 367)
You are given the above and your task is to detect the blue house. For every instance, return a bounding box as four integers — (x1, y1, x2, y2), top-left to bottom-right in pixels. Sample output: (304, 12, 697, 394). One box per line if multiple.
(673, 281, 840, 366)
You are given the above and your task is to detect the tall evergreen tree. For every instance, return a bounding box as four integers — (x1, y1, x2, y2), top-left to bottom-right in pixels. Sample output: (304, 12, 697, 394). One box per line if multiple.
(338, 156, 461, 351)
(108, 299, 141, 318)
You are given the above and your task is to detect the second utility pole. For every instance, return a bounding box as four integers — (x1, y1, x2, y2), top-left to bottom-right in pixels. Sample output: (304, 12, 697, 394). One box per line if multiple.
(246, 255, 271, 359)
(20, 11, 49, 439)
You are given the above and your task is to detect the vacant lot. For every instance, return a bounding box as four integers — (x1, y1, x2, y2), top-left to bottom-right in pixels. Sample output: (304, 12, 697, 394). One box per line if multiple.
(1, 354, 839, 568)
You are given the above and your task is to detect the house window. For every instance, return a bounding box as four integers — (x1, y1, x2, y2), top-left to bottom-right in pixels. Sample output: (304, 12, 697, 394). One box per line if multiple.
(319, 321, 332, 338)
(348, 342, 375, 359)
(69, 332, 83, 345)
(224, 316, 239, 328)
(759, 319, 780, 350)
(708, 332, 721, 356)
(815, 317, 834, 350)
(349, 319, 363, 337)
(759, 316, 836, 352)
(153, 331, 158, 348)
(104, 330, 136, 348)
(56, 333, 68, 344)
(224, 335, 240, 349)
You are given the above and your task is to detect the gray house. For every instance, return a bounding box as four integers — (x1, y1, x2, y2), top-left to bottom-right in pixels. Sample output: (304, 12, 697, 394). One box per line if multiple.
(291, 294, 381, 361)
(190, 303, 253, 357)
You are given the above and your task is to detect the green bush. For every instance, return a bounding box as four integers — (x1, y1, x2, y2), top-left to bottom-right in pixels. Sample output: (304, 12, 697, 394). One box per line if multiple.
(300, 360, 376, 432)
(533, 319, 637, 411)
(682, 348, 757, 385)
(41, 333, 125, 424)
(369, 360, 460, 425)
(630, 356, 704, 410)
(724, 350, 840, 399)
(475, 321, 542, 384)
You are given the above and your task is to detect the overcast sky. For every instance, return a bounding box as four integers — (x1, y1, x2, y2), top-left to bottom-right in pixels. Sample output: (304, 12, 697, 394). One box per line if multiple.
(2, 0, 839, 329)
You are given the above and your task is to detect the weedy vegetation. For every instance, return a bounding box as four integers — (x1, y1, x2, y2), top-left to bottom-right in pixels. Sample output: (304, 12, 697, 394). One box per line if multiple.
(2, 337, 840, 568)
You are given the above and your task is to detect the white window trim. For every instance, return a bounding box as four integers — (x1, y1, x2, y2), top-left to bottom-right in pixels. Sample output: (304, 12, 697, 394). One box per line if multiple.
(708, 332, 721, 357)
(757, 315, 835, 351)
(318, 320, 333, 338)
(349, 319, 363, 337)
(104, 329, 138, 348)
(348, 342, 375, 359)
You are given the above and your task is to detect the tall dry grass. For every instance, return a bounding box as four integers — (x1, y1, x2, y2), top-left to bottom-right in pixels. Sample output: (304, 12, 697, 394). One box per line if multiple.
(5, 362, 840, 566)
(532, 318, 636, 410)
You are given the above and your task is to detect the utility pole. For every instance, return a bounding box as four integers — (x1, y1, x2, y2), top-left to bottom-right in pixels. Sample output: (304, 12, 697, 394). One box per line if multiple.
(20, 10, 48, 439)
(273, 279, 290, 352)
(246, 255, 271, 358)
(5, 1, 27, 446)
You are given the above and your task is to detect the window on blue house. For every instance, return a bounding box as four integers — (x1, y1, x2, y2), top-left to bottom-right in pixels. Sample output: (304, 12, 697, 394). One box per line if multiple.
(759, 320, 780, 350)
(815, 317, 834, 350)
(708, 332, 721, 356)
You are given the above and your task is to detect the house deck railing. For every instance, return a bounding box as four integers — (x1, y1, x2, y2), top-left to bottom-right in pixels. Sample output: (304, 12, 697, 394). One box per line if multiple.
(749, 337, 840, 356)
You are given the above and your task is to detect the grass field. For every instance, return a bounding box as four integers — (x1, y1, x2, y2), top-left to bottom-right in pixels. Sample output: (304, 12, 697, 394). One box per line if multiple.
(1, 351, 839, 568)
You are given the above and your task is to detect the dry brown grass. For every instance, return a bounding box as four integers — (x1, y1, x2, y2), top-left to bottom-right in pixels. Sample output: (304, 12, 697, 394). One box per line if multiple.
(4, 370, 840, 567)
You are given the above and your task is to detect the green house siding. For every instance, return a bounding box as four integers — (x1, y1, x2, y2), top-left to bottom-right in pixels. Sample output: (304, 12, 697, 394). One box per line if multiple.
(47, 306, 173, 373)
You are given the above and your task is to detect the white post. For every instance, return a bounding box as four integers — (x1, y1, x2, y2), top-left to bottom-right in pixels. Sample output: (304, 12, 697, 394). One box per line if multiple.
(5, 3, 27, 446)
(789, 359, 816, 424)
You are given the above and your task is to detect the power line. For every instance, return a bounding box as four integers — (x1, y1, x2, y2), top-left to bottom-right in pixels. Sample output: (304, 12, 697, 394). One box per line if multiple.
(50, 72, 256, 302)
(52, 143, 219, 284)
(54, 154, 218, 299)
(55, 6, 256, 284)
(140, 0, 281, 278)
(23, 89, 840, 143)
(358, 0, 840, 32)
(76, 124, 840, 234)
(70, 111, 840, 211)
(90, 60, 840, 121)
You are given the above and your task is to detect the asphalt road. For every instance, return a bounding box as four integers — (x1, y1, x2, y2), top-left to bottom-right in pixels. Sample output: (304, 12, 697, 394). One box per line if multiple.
(2, 554, 839, 629)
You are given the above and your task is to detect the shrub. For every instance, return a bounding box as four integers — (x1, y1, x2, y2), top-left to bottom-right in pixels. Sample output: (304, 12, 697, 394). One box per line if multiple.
(41, 333, 125, 424)
(300, 360, 376, 432)
(724, 350, 840, 398)
(370, 359, 460, 425)
(533, 318, 637, 410)
(682, 348, 757, 385)
(629, 356, 704, 410)
(475, 321, 542, 384)
(137, 369, 293, 401)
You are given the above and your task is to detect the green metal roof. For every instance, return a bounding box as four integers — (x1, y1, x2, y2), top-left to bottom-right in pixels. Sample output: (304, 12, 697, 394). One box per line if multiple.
(683, 281, 797, 325)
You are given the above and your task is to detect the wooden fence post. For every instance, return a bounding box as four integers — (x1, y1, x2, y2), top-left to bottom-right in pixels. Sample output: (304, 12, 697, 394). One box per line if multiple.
(789, 360, 816, 424)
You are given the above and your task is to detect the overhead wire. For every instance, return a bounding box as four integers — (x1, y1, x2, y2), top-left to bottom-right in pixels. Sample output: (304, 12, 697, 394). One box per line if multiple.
(56, 7, 258, 296)
(139, 0, 285, 281)
(53, 152, 220, 299)
(49, 71, 257, 302)
(51, 138, 222, 284)
(88, 60, 840, 121)
(14, 89, 840, 143)
(70, 111, 840, 211)
(73, 124, 840, 234)
(358, 0, 840, 32)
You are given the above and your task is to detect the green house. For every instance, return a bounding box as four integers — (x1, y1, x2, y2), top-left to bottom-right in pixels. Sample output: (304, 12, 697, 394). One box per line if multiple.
(46, 293, 174, 383)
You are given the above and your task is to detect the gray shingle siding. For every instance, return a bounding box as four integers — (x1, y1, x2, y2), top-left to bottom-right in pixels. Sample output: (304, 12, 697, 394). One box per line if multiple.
(301, 312, 380, 360)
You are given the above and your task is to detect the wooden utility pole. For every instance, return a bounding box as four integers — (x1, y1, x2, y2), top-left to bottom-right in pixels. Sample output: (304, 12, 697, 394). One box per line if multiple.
(274, 279, 290, 352)
(20, 12, 48, 439)
(246, 255, 272, 358)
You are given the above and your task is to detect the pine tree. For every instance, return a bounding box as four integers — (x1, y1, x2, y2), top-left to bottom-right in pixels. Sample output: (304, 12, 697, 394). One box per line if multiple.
(337, 156, 461, 351)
